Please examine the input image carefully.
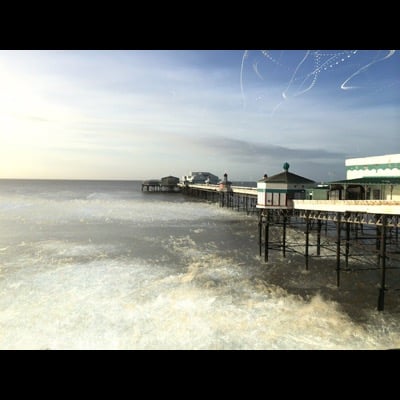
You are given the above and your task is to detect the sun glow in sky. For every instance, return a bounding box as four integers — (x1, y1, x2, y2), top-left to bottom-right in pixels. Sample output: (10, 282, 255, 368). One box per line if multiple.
(0, 50, 399, 182)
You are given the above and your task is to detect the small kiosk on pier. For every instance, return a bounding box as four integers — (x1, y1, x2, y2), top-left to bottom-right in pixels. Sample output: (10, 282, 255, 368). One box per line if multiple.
(257, 163, 315, 209)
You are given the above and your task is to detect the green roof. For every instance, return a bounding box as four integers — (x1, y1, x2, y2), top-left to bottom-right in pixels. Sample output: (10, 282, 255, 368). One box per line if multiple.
(330, 177, 400, 185)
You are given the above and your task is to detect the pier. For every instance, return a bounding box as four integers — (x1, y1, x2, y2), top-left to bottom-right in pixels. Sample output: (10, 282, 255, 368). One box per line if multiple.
(180, 183, 400, 311)
(145, 155, 400, 312)
(180, 183, 258, 214)
(142, 176, 181, 192)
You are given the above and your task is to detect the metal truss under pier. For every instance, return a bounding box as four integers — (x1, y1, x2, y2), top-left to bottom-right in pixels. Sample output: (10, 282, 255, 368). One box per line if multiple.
(258, 202, 400, 312)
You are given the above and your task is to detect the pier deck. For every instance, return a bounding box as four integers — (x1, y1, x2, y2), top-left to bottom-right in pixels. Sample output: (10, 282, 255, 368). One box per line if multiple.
(182, 184, 400, 217)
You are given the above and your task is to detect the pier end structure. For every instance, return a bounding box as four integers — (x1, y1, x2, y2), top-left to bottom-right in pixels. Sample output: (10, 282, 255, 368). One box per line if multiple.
(142, 176, 181, 192)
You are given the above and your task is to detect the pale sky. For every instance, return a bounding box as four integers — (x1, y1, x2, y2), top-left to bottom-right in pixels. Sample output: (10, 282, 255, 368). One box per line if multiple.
(0, 50, 399, 182)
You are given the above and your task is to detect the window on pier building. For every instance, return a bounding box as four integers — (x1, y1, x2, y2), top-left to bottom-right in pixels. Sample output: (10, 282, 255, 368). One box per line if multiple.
(373, 189, 381, 200)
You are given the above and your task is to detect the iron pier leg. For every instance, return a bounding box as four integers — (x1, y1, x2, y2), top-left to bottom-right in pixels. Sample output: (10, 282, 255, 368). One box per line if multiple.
(317, 219, 322, 256)
(282, 213, 287, 257)
(336, 213, 342, 287)
(305, 212, 310, 270)
(375, 215, 382, 271)
(258, 212, 262, 257)
(355, 220, 359, 240)
(345, 213, 350, 269)
(378, 216, 387, 311)
(264, 210, 269, 263)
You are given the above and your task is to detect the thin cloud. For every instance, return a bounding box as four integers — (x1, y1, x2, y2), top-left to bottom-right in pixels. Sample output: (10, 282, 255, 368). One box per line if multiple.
(0, 50, 398, 180)
(190, 136, 345, 162)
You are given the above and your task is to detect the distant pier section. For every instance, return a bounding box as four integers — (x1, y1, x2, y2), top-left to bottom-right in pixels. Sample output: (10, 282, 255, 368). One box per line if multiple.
(142, 176, 181, 192)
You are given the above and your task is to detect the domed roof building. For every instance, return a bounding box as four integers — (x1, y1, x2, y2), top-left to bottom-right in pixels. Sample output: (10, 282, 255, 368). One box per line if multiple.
(257, 162, 315, 209)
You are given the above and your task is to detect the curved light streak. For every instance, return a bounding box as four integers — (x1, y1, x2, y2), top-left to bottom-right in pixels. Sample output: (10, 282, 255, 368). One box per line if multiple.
(341, 50, 396, 90)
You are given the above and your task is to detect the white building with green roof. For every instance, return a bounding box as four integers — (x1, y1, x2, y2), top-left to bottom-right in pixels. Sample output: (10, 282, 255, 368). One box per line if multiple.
(346, 153, 400, 180)
(257, 163, 315, 209)
(330, 154, 400, 200)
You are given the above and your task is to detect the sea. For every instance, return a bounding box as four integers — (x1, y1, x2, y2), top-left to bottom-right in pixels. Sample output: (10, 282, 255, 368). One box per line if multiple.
(0, 179, 399, 350)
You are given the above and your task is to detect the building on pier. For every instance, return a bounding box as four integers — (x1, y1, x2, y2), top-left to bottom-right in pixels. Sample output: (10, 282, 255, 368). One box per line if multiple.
(346, 153, 400, 180)
(328, 154, 400, 200)
(305, 184, 330, 200)
(142, 176, 181, 192)
(141, 179, 161, 191)
(181, 172, 220, 185)
(161, 175, 179, 186)
(256, 162, 315, 209)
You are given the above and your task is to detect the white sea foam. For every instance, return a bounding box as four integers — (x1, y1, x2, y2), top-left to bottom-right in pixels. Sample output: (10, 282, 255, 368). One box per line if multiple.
(1, 246, 398, 350)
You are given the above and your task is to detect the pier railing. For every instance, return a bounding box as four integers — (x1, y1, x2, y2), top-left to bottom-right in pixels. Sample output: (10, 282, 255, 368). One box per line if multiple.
(180, 183, 258, 214)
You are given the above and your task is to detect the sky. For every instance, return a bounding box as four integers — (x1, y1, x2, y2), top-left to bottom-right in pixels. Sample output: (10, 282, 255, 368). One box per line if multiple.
(0, 50, 399, 182)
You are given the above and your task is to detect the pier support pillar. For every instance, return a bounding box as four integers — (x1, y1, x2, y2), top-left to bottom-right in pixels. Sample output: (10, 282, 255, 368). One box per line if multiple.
(345, 212, 350, 269)
(258, 212, 262, 257)
(336, 213, 341, 287)
(317, 219, 322, 256)
(378, 216, 387, 311)
(282, 213, 287, 257)
(264, 210, 270, 263)
(304, 211, 310, 270)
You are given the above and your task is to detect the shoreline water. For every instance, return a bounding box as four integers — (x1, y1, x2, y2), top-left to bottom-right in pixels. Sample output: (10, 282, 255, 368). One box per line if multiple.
(1, 179, 399, 349)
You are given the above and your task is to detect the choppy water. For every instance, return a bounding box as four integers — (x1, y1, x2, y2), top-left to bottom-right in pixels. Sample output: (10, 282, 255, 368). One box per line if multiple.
(0, 179, 399, 350)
